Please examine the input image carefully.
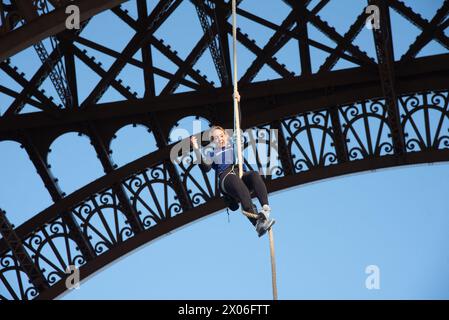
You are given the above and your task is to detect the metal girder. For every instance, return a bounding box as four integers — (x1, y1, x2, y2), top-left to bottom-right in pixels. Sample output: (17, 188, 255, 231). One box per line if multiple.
(390, 0, 449, 53)
(0, 16, 91, 116)
(65, 41, 194, 217)
(225, 22, 294, 82)
(61, 38, 79, 108)
(0, 53, 447, 136)
(86, 123, 144, 234)
(159, 0, 247, 95)
(136, 0, 156, 98)
(441, 17, 449, 30)
(214, 0, 233, 85)
(0, 0, 128, 60)
(283, 0, 375, 68)
(72, 36, 200, 90)
(0, 208, 48, 293)
(0, 84, 43, 108)
(33, 40, 72, 108)
(149, 34, 213, 88)
(72, 45, 137, 100)
(0, 2, 10, 34)
(307, 15, 374, 67)
(0, 60, 61, 116)
(240, 11, 297, 84)
(10, 1, 72, 109)
(271, 120, 294, 176)
(19, 132, 96, 261)
(166, 0, 241, 91)
(36, 194, 225, 300)
(399, 0, 449, 62)
(71, 38, 209, 215)
(319, 9, 367, 72)
(238, 0, 373, 82)
(142, 114, 194, 212)
(236, 7, 364, 67)
(329, 105, 349, 163)
(191, 0, 229, 86)
(369, 0, 405, 156)
(72, 43, 193, 214)
(81, 0, 182, 107)
(12, 0, 39, 21)
(295, 1, 312, 75)
(311, 0, 330, 15)
(159, 33, 216, 95)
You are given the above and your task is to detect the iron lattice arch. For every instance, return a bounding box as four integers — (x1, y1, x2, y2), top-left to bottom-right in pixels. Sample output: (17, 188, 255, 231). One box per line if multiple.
(0, 0, 449, 299)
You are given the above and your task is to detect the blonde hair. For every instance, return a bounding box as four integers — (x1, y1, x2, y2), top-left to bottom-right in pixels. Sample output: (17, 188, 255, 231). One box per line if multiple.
(208, 125, 229, 142)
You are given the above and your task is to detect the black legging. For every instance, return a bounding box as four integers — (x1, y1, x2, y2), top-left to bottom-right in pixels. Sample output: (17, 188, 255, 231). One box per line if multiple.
(221, 169, 269, 226)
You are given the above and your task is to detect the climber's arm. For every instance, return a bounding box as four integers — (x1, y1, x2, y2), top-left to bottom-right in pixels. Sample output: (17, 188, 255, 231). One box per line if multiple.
(191, 136, 213, 172)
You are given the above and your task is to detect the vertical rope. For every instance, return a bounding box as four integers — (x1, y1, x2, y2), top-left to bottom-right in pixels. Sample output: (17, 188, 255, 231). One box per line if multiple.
(268, 228, 278, 300)
(231, 0, 278, 301)
(231, 0, 243, 179)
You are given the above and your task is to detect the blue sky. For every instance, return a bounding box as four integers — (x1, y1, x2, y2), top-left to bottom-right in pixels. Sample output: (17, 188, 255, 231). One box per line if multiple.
(60, 162, 449, 299)
(1, 0, 449, 299)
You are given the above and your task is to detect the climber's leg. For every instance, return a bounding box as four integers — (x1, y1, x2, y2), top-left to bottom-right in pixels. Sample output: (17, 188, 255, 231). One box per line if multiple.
(222, 173, 258, 226)
(241, 171, 269, 207)
(242, 171, 272, 222)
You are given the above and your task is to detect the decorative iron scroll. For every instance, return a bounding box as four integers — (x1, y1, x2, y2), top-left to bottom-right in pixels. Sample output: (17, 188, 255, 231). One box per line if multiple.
(1, 89, 449, 300)
(0, 251, 38, 300)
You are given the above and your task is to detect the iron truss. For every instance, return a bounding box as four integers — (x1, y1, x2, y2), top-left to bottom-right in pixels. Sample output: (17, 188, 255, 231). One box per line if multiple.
(0, 0, 449, 299)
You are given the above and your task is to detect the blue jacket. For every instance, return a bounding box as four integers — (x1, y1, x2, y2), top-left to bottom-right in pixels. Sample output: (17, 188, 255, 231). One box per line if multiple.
(194, 143, 248, 177)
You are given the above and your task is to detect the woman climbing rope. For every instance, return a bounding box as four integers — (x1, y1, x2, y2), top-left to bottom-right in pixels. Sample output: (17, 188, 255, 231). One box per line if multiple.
(190, 94, 275, 237)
